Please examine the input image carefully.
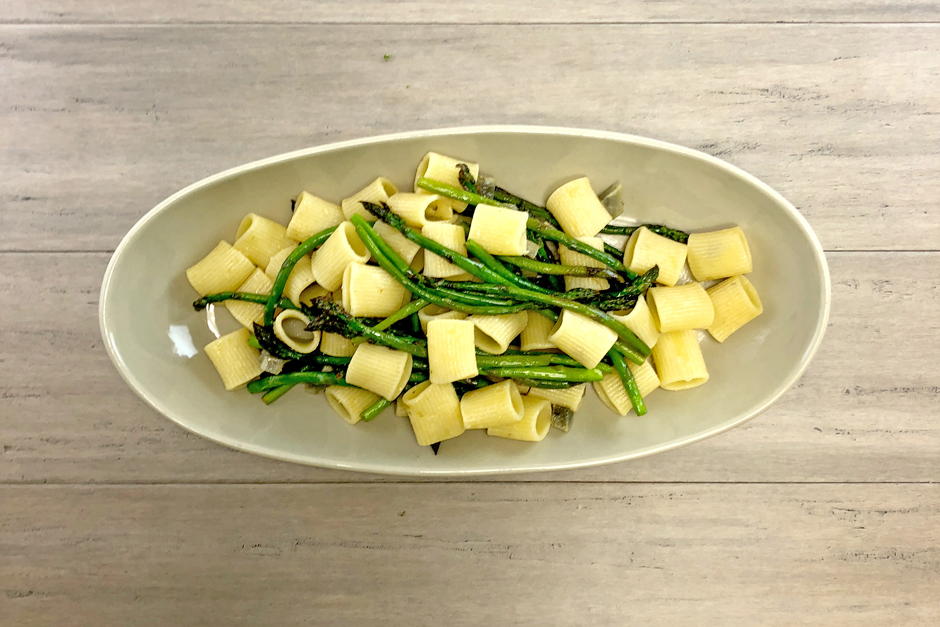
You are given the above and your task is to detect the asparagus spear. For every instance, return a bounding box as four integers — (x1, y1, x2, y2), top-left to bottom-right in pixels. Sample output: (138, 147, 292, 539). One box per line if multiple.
(194, 291, 298, 312)
(263, 225, 339, 326)
(301, 298, 429, 358)
(600, 224, 690, 244)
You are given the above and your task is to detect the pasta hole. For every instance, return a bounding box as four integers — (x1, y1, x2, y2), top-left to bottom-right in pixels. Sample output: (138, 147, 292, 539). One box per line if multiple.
(235, 213, 256, 240)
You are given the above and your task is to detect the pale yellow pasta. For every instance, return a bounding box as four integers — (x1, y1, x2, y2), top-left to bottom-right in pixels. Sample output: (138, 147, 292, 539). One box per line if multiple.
(185, 240, 255, 296)
(418, 305, 467, 335)
(528, 383, 587, 411)
(520, 311, 556, 351)
(298, 283, 330, 306)
(319, 331, 357, 357)
(559, 236, 609, 291)
(610, 294, 660, 350)
(652, 329, 709, 391)
(545, 177, 612, 237)
(341, 263, 409, 318)
(427, 319, 478, 384)
(460, 380, 524, 429)
(422, 222, 471, 279)
(203, 327, 261, 391)
(687, 227, 752, 281)
(265, 246, 316, 307)
(467, 204, 528, 256)
(415, 151, 479, 211)
(233, 213, 297, 268)
(226, 268, 272, 328)
(470, 311, 528, 355)
(386, 192, 453, 227)
(487, 395, 551, 442)
(273, 309, 320, 354)
(394, 396, 410, 417)
(410, 249, 425, 273)
(309, 221, 370, 291)
(593, 360, 660, 416)
(286, 191, 345, 242)
(341, 177, 399, 221)
(405, 382, 466, 446)
(513, 381, 531, 395)
(623, 226, 688, 287)
(401, 381, 432, 410)
(345, 343, 413, 401)
(706, 275, 763, 342)
(548, 310, 618, 369)
(647, 283, 715, 332)
(325, 385, 381, 425)
(373, 220, 422, 264)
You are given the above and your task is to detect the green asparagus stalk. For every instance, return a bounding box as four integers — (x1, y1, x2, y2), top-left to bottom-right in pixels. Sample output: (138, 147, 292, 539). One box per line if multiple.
(525, 218, 637, 279)
(263, 225, 339, 326)
(481, 366, 606, 383)
(600, 224, 690, 244)
(302, 298, 429, 358)
(194, 291, 299, 312)
(498, 255, 623, 281)
(609, 349, 646, 416)
(262, 383, 296, 405)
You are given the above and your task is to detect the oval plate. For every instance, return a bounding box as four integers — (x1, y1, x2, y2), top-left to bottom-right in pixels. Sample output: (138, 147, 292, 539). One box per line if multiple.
(100, 126, 830, 476)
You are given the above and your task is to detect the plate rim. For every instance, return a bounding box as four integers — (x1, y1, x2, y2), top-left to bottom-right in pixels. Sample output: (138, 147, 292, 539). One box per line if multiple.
(99, 124, 832, 476)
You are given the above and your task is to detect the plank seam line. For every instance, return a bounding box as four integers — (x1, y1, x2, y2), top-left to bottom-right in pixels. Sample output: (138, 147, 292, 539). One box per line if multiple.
(3, 249, 939, 255)
(1, 21, 940, 27)
(0, 481, 937, 487)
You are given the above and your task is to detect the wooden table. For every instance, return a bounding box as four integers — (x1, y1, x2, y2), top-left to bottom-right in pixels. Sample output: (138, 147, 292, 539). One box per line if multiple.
(2, 2, 938, 624)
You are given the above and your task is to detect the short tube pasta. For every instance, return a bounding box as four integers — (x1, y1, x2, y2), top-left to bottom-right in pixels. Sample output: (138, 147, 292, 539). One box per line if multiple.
(546, 177, 612, 237)
(652, 330, 709, 391)
(387, 193, 453, 228)
(325, 385, 382, 425)
(203, 327, 262, 391)
(624, 226, 688, 287)
(646, 283, 715, 332)
(287, 192, 345, 242)
(415, 151, 479, 211)
(309, 221, 370, 291)
(342, 263, 409, 318)
(341, 177, 399, 221)
(226, 268, 273, 328)
(520, 311, 556, 351)
(687, 227, 752, 281)
(345, 343, 413, 401)
(528, 383, 587, 411)
(427, 319, 478, 383)
(265, 246, 316, 307)
(706, 275, 763, 342)
(422, 222, 471, 280)
(373, 220, 422, 264)
(548, 310, 618, 369)
(610, 294, 660, 349)
(470, 311, 528, 355)
(559, 236, 610, 291)
(418, 305, 467, 335)
(468, 205, 529, 256)
(319, 331, 357, 357)
(273, 309, 320, 354)
(405, 382, 466, 446)
(460, 380, 524, 429)
(185, 240, 255, 296)
(593, 359, 660, 416)
(233, 213, 298, 268)
(487, 395, 552, 442)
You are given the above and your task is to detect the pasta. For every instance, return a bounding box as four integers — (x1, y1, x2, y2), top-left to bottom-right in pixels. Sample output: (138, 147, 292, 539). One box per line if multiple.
(404, 382, 466, 446)
(519, 311, 556, 351)
(345, 343, 413, 401)
(623, 226, 688, 287)
(342, 262, 409, 318)
(467, 204, 529, 256)
(226, 268, 273, 328)
(470, 311, 528, 355)
(326, 385, 382, 425)
(418, 305, 467, 335)
(341, 177, 399, 221)
(373, 220, 422, 264)
(309, 221, 370, 291)
(528, 383, 587, 411)
(687, 226, 752, 281)
(559, 236, 610, 291)
(185, 240, 255, 296)
(546, 177, 612, 237)
(233, 213, 298, 268)
(487, 395, 552, 442)
(460, 380, 524, 429)
(204, 327, 262, 390)
(593, 359, 660, 416)
(646, 283, 715, 332)
(319, 331, 357, 357)
(387, 192, 453, 228)
(548, 310, 618, 369)
(421, 222, 471, 279)
(651, 330, 709, 391)
(273, 309, 320, 354)
(427, 319, 478, 383)
(415, 151, 479, 211)
(706, 275, 763, 342)
(287, 192, 345, 242)
(610, 294, 660, 350)
(265, 246, 316, 307)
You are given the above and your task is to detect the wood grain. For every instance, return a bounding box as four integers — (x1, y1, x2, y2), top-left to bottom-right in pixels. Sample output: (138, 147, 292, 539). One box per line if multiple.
(2, 251, 937, 484)
(2, 1, 939, 24)
(2, 24, 938, 252)
(2, 484, 938, 626)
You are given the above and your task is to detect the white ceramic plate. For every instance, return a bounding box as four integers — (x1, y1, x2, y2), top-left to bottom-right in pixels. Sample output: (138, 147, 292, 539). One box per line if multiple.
(100, 126, 830, 476)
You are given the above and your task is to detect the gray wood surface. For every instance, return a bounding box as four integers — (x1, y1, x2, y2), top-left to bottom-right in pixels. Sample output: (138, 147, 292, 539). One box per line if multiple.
(1, 5, 938, 625)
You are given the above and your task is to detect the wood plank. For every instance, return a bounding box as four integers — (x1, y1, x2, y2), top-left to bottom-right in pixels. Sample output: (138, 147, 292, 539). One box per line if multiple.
(2, 251, 938, 483)
(1, 484, 938, 625)
(1, 25, 938, 252)
(2, 1, 938, 24)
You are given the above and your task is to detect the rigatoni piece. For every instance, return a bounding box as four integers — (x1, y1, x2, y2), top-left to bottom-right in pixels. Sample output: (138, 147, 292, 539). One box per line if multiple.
(341, 177, 399, 221)
(310, 221, 370, 291)
(298, 283, 330, 306)
(422, 222, 471, 280)
(341, 263, 409, 318)
(203, 327, 262, 390)
(427, 319, 478, 383)
(520, 311, 556, 351)
(528, 383, 587, 411)
(707, 275, 763, 342)
(593, 359, 660, 416)
(414, 151, 479, 211)
(487, 395, 552, 442)
(319, 331, 357, 357)
(265, 246, 316, 307)
(185, 240, 255, 296)
(405, 382, 466, 446)
(345, 343, 413, 401)
(387, 192, 453, 227)
(287, 191, 345, 242)
(418, 305, 467, 335)
(460, 380, 524, 430)
(624, 226, 688, 287)
(548, 310, 617, 369)
(468, 204, 529, 256)
(470, 312, 528, 355)
(233, 213, 298, 269)
(545, 177, 611, 237)
(687, 227, 753, 281)
(559, 236, 610, 291)
(610, 295, 660, 350)
(647, 283, 715, 332)
(652, 330, 709, 391)
(273, 309, 320, 354)
(325, 385, 382, 425)
(226, 268, 273, 328)
(373, 220, 422, 264)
